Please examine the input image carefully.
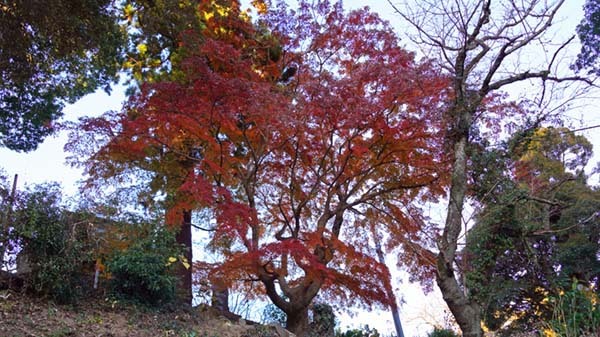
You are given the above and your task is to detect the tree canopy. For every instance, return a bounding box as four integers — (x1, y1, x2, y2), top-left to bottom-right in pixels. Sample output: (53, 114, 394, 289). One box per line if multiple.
(466, 127, 600, 334)
(576, 0, 600, 74)
(68, 1, 450, 334)
(2, 0, 596, 336)
(0, 0, 124, 151)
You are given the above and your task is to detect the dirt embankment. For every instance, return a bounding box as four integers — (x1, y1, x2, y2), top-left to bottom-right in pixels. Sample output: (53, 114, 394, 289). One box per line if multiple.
(0, 290, 294, 337)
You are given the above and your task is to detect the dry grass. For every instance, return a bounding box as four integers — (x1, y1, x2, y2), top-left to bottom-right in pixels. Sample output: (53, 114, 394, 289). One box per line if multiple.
(0, 290, 285, 337)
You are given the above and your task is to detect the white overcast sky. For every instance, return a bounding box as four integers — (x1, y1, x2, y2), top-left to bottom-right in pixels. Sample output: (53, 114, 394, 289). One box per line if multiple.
(0, 1, 598, 336)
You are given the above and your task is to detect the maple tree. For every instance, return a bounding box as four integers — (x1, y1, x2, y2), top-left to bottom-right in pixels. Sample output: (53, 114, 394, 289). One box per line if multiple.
(68, 1, 449, 335)
(68, 0, 284, 303)
(388, 0, 596, 336)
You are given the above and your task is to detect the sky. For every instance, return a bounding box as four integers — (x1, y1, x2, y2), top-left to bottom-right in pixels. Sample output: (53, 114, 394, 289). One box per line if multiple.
(1, 1, 598, 336)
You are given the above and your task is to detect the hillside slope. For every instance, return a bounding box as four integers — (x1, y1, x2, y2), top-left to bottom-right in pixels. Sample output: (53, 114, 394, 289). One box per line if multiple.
(0, 291, 293, 337)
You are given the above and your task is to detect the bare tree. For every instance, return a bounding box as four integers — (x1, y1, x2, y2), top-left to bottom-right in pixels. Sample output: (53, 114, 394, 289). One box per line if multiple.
(386, 1, 595, 336)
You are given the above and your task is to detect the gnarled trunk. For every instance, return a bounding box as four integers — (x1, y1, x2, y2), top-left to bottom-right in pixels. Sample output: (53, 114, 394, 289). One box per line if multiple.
(261, 270, 322, 337)
(437, 257, 482, 337)
(286, 306, 310, 337)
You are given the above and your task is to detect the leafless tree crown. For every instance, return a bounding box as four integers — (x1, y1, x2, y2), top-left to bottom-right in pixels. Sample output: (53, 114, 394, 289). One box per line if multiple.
(388, 0, 593, 100)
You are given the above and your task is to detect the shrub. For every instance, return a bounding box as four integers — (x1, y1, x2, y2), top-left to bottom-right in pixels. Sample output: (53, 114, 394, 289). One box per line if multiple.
(310, 303, 336, 337)
(6, 182, 184, 306)
(336, 325, 381, 337)
(261, 303, 287, 325)
(106, 227, 182, 306)
(13, 183, 92, 303)
(29, 253, 88, 303)
(428, 327, 460, 337)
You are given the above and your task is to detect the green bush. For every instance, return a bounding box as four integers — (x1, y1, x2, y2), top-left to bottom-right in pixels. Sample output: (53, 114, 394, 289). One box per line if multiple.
(13, 183, 92, 303)
(29, 253, 88, 303)
(310, 303, 336, 337)
(428, 327, 460, 337)
(336, 325, 380, 337)
(261, 303, 287, 325)
(106, 228, 181, 306)
(8, 182, 184, 306)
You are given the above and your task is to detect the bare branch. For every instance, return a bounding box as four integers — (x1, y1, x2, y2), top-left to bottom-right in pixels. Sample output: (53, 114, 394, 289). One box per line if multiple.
(488, 71, 595, 91)
(532, 223, 578, 236)
(525, 195, 563, 206)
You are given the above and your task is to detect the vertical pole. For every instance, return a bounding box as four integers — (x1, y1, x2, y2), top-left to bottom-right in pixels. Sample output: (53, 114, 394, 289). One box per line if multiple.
(374, 234, 405, 337)
(8, 174, 17, 225)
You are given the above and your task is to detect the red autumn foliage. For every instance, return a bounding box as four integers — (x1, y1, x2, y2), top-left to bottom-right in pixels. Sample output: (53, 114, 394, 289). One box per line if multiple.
(67, 0, 451, 333)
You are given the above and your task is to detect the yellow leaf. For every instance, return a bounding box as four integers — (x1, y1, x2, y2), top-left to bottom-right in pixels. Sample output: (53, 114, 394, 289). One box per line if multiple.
(182, 260, 191, 269)
(179, 255, 191, 269)
(202, 10, 214, 21)
(123, 4, 136, 22)
(165, 256, 178, 266)
(150, 59, 161, 67)
(215, 4, 229, 16)
(240, 10, 250, 22)
(251, 0, 268, 14)
(136, 43, 147, 55)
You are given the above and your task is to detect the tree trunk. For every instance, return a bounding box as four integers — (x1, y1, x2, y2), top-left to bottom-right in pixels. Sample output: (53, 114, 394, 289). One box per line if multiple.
(175, 210, 193, 304)
(437, 130, 482, 337)
(286, 306, 310, 337)
(437, 257, 482, 337)
(211, 282, 229, 312)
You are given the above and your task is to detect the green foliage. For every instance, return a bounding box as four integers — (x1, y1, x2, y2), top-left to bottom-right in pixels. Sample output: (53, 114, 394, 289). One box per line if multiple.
(575, 0, 600, 74)
(6, 181, 185, 306)
(0, 170, 14, 269)
(0, 0, 124, 151)
(427, 327, 460, 337)
(261, 303, 287, 325)
(12, 183, 92, 303)
(465, 128, 600, 333)
(309, 303, 336, 337)
(335, 325, 381, 337)
(106, 227, 182, 306)
(544, 282, 600, 337)
(120, 0, 202, 85)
